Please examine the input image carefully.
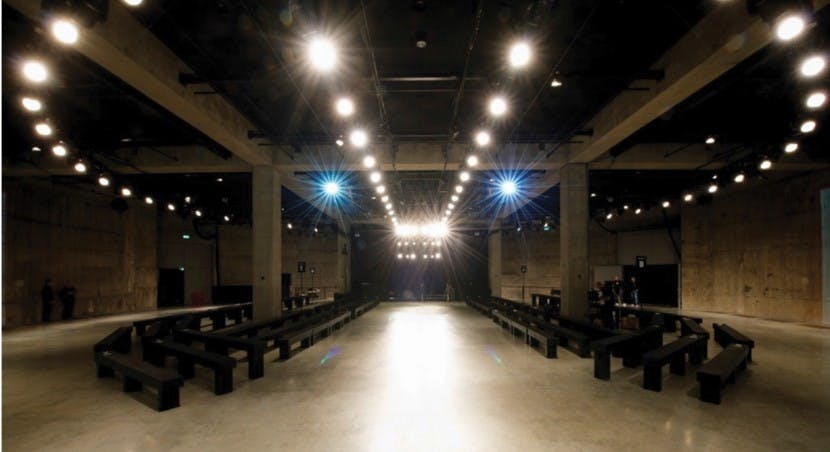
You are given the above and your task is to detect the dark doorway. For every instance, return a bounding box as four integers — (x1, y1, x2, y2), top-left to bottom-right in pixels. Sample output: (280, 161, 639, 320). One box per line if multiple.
(623, 264, 678, 307)
(281, 273, 291, 299)
(158, 268, 185, 308)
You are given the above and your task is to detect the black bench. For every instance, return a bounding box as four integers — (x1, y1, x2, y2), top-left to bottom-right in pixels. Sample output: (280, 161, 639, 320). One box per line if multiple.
(590, 325, 663, 380)
(95, 351, 183, 411)
(713, 323, 755, 362)
(94, 326, 133, 354)
(493, 310, 558, 359)
(696, 343, 750, 404)
(681, 318, 710, 342)
(642, 334, 708, 391)
(171, 328, 265, 380)
(277, 324, 317, 360)
(526, 324, 557, 359)
(353, 300, 377, 318)
(312, 312, 351, 340)
(557, 315, 619, 341)
(143, 340, 237, 395)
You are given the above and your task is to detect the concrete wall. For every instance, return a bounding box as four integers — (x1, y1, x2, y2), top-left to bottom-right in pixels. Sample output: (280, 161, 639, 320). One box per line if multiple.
(157, 216, 215, 305)
(682, 171, 830, 322)
(2, 180, 157, 327)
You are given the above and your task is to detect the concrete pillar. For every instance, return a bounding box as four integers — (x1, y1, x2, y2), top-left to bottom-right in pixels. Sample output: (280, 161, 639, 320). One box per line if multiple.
(488, 231, 502, 298)
(337, 231, 351, 294)
(252, 166, 282, 320)
(822, 189, 830, 325)
(560, 164, 590, 317)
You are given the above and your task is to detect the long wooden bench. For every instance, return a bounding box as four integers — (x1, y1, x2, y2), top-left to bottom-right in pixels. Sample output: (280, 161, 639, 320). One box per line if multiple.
(171, 328, 265, 380)
(713, 323, 755, 362)
(277, 323, 318, 360)
(590, 325, 663, 380)
(93, 326, 133, 354)
(133, 303, 252, 336)
(143, 340, 237, 395)
(616, 306, 703, 333)
(696, 343, 750, 404)
(556, 315, 619, 341)
(492, 310, 558, 359)
(312, 312, 351, 340)
(95, 351, 183, 411)
(642, 334, 708, 391)
(353, 300, 378, 318)
(526, 323, 557, 358)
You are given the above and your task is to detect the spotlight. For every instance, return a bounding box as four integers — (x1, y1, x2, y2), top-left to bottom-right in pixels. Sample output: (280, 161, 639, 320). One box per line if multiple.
(459, 171, 470, 182)
(509, 41, 531, 68)
(323, 181, 340, 196)
(381, 195, 389, 202)
(363, 155, 377, 168)
(224, 215, 230, 222)
(705, 136, 716, 145)
(466, 155, 479, 167)
(435, 253, 441, 259)
(22, 60, 48, 83)
(184, 196, 192, 204)
(376, 185, 386, 194)
(707, 184, 718, 194)
(121, 187, 132, 197)
(287, 223, 293, 229)
(759, 159, 772, 170)
(35, 123, 53, 136)
(216, 177, 223, 182)
(32, 146, 42, 152)
(98, 175, 110, 187)
(454, 185, 463, 194)
(451, 195, 459, 202)
(635, 208, 642, 215)
(784, 142, 799, 153)
(800, 120, 816, 133)
(335, 97, 355, 117)
(662, 201, 670, 208)
(123, 0, 144, 5)
(385, 203, 392, 210)
(590, 192, 597, 198)
(350, 129, 368, 147)
(51, 144, 67, 157)
(734, 173, 745, 183)
(488, 96, 507, 117)
(308, 37, 337, 72)
(475, 131, 491, 147)
(446, 209, 451, 215)
(806, 91, 826, 109)
(448, 203, 455, 210)
(500, 180, 517, 196)
(550, 78, 563, 88)
(73, 161, 86, 173)
(336, 139, 344, 147)
(397, 254, 403, 259)
(606, 213, 613, 220)
(165, 203, 174, 211)
(21, 97, 42, 112)
(682, 193, 693, 202)
(145, 196, 154, 205)
(800, 55, 826, 77)
(774, 14, 806, 41)
(51, 19, 79, 45)
(370, 171, 382, 183)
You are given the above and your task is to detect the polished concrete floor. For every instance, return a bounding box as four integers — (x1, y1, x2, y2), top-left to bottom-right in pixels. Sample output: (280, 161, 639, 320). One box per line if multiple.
(3, 302, 830, 451)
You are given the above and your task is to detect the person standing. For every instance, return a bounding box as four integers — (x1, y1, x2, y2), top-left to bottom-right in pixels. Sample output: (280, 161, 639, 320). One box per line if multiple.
(41, 279, 55, 322)
(628, 276, 640, 307)
(611, 275, 624, 305)
(60, 285, 76, 320)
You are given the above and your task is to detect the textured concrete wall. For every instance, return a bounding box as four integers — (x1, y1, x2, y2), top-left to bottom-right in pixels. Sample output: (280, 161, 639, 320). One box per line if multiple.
(682, 171, 830, 322)
(216, 224, 348, 298)
(157, 216, 215, 305)
(2, 180, 157, 327)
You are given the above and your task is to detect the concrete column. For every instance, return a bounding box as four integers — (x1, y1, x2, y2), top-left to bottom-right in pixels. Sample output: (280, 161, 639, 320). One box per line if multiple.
(337, 233, 351, 294)
(488, 231, 502, 298)
(252, 166, 282, 320)
(822, 189, 830, 325)
(560, 164, 590, 317)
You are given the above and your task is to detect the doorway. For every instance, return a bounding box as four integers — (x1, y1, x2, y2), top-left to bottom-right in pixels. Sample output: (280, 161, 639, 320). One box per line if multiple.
(158, 268, 185, 308)
(623, 264, 678, 307)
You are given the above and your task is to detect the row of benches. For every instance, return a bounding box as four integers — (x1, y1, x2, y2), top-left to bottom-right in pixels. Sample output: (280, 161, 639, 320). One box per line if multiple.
(132, 302, 253, 337)
(94, 297, 379, 411)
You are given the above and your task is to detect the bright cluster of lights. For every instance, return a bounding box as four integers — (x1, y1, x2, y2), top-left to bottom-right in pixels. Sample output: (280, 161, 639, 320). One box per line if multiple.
(394, 222, 448, 239)
(397, 253, 442, 260)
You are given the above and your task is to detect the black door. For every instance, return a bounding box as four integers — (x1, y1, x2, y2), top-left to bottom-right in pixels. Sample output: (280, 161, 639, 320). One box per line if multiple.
(622, 264, 678, 307)
(158, 268, 185, 308)
(281, 273, 291, 299)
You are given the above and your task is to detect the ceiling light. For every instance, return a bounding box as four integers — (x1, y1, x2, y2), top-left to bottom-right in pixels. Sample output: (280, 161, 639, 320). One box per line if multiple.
(383, 203, 391, 210)
(448, 203, 455, 210)
(500, 180, 517, 196)
(335, 97, 355, 117)
(376, 185, 386, 194)
(397, 253, 403, 259)
(35, 123, 53, 136)
(466, 155, 479, 167)
(308, 37, 337, 72)
(800, 120, 816, 133)
(370, 171, 382, 183)
(216, 177, 223, 182)
(445, 209, 451, 215)
(605, 213, 613, 220)
(51, 144, 67, 157)
(635, 208, 642, 215)
(184, 196, 191, 204)
(51, 19, 79, 45)
(363, 155, 376, 168)
(662, 201, 670, 209)
(800, 55, 826, 77)
(707, 184, 718, 194)
(805, 91, 826, 109)
(774, 14, 806, 41)
(323, 181, 340, 196)
(335, 139, 344, 147)
(381, 195, 389, 202)
(509, 41, 531, 68)
(705, 136, 716, 145)
(475, 131, 491, 147)
(350, 129, 368, 147)
(683, 193, 693, 202)
(22, 60, 48, 83)
(287, 223, 293, 229)
(98, 175, 110, 187)
(73, 161, 86, 173)
(590, 192, 596, 198)
(224, 215, 230, 222)
(488, 96, 507, 117)
(451, 195, 459, 202)
(123, 0, 144, 5)
(455, 185, 463, 194)
(784, 142, 799, 153)
(145, 196, 154, 205)
(166, 203, 175, 211)
(759, 159, 772, 170)
(459, 171, 470, 182)
(32, 146, 41, 152)
(21, 97, 42, 112)
(734, 173, 745, 183)
(121, 187, 132, 197)
(550, 78, 563, 88)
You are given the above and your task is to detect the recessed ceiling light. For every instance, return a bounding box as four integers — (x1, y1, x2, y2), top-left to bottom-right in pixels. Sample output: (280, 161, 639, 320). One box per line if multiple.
(98, 175, 110, 187)
(475, 131, 491, 147)
(466, 155, 479, 167)
(705, 136, 716, 145)
(370, 171, 381, 183)
(550, 78, 563, 88)
(123, 0, 144, 5)
(308, 36, 337, 72)
(800, 55, 826, 77)
(805, 91, 826, 109)
(335, 97, 355, 117)
(800, 120, 816, 133)
(734, 173, 745, 183)
(167, 202, 176, 211)
(784, 142, 799, 153)
(661, 201, 670, 208)
(455, 185, 464, 194)
(488, 96, 507, 117)
(32, 146, 42, 152)
(509, 41, 531, 68)
(52, 144, 67, 157)
(335, 138, 344, 147)
(22, 60, 48, 83)
(51, 19, 79, 45)
(759, 159, 772, 170)
(121, 187, 132, 197)
(73, 161, 86, 173)
(459, 171, 470, 182)
(194, 209, 202, 217)
(35, 123, 52, 136)
(774, 14, 806, 41)
(145, 196, 154, 205)
(376, 185, 386, 194)
(635, 208, 642, 215)
(350, 129, 368, 147)
(363, 155, 376, 168)
(707, 184, 718, 194)
(21, 97, 42, 112)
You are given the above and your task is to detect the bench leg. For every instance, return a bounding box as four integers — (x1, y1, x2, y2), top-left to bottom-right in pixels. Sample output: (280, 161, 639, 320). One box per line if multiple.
(158, 383, 180, 411)
(214, 368, 234, 395)
(577, 342, 591, 358)
(279, 342, 291, 360)
(669, 354, 686, 375)
(123, 376, 142, 392)
(594, 352, 611, 380)
(690, 344, 705, 365)
(643, 364, 662, 391)
(97, 364, 115, 378)
(699, 376, 722, 404)
(544, 339, 557, 359)
(177, 359, 195, 379)
(248, 352, 264, 379)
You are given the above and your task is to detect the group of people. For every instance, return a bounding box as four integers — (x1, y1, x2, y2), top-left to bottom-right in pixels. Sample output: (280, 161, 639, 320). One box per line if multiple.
(40, 279, 76, 322)
(587, 275, 640, 328)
